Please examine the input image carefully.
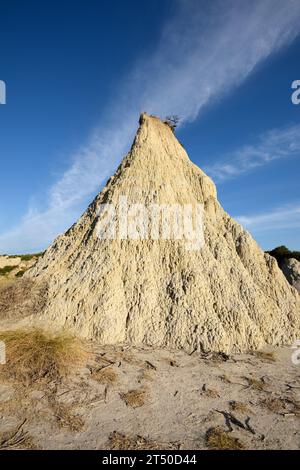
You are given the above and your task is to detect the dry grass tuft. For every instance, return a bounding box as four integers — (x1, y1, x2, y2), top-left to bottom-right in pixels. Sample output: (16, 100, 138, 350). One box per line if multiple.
(229, 401, 249, 413)
(244, 376, 265, 391)
(120, 389, 147, 408)
(107, 431, 178, 450)
(52, 402, 84, 432)
(206, 427, 245, 450)
(260, 397, 287, 414)
(0, 328, 88, 386)
(91, 367, 117, 385)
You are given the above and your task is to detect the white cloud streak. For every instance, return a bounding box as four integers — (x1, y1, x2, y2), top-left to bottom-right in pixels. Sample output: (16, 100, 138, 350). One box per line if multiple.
(1, 0, 300, 253)
(205, 123, 300, 181)
(236, 204, 300, 232)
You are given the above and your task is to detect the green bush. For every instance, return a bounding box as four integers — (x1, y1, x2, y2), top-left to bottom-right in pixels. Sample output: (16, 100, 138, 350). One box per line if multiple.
(266, 245, 300, 263)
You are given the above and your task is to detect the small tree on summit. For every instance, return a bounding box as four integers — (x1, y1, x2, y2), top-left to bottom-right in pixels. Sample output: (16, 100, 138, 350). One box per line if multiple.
(164, 115, 181, 132)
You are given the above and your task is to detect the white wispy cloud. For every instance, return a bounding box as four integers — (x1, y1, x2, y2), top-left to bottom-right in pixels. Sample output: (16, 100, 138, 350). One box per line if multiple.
(236, 204, 300, 232)
(205, 123, 300, 181)
(1, 0, 300, 253)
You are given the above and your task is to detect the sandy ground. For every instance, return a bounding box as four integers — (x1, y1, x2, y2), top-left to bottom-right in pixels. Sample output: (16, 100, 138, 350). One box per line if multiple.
(0, 344, 299, 450)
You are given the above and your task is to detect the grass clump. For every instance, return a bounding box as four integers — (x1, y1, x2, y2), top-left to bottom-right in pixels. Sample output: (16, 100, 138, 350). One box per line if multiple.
(91, 367, 117, 385)
(244, 376, 265, 391)
(52, 402, 84, 432)
(206, 427, 245, 450)
(0, 328, 88, 386)
(120, 389, 146, 408)
(229, 401, 249, 413)
(260, 397, 287, 414)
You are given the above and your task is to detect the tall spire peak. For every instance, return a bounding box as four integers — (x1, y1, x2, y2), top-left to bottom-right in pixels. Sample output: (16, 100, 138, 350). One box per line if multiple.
(25, 113, 300, 354)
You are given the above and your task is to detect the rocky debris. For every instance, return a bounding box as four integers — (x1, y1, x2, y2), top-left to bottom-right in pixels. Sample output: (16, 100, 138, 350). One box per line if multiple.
(280, 258, 300, 293)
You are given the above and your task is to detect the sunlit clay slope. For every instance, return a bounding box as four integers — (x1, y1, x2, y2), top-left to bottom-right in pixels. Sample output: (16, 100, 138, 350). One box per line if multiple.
(26, 113, 300, 353)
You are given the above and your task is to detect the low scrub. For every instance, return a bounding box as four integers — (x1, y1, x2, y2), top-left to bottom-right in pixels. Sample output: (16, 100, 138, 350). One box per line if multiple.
(266, 245, 300, 263)
(15, 270, 26, 278)
(0, 265, 18, 276)
(91, 366, 117, 384)
(0, 328, 88, 385)
(206, 427, 245, 450)
(19, 253, 44, 262)
(120, 389, 146, 408)
(5, 253, 44, 262)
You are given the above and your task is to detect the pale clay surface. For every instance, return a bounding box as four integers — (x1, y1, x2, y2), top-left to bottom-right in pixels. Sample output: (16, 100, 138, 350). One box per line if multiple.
(0, 256, 21, 269)
(25, 114, 300, 353)
(0, 346, 300, 450)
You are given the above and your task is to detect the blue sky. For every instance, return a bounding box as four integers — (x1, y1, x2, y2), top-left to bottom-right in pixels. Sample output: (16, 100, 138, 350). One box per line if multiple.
(0, 0, 299, 254)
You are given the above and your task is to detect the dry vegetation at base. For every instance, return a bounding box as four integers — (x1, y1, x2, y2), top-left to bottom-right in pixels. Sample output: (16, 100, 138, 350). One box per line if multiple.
(258, 397, 300, 417)
(259, 397, 287, 414)
(91, 367, 117, 385)
(206, 427, 245, 450)
(0, 343, 299, 449)
(0, 265, 18, 276)
(0, 328, 89, 437)
(0, 328, 88, 385)
(51, 402, 85, 432)
(107, 431, 179, 450)
(229, 401, 249, 413)
(120, 389, 147, 408)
